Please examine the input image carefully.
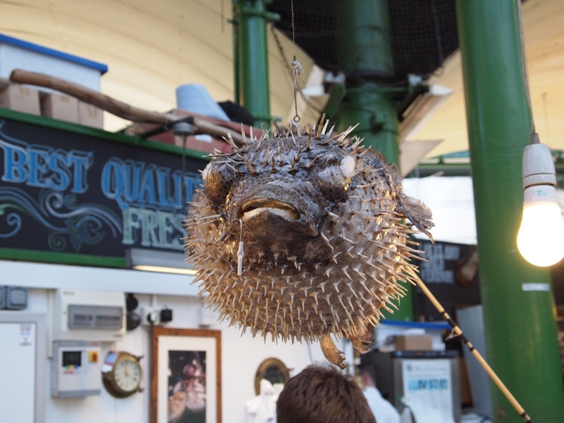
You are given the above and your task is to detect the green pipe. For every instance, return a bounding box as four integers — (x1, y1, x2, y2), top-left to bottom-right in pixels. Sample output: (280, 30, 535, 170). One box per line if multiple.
(336, 85, 401, 168)
(331, 0, 411, 321)
(234, 0, 276, 128)
(336, 0, 393, 76)
(456, 1, 564, 421)
(231, 3, 240, 105)
(334, 0, 400, 167)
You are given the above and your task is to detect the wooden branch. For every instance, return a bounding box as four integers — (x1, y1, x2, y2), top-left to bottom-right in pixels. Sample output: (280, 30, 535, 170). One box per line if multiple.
(9, 69, 244, 145)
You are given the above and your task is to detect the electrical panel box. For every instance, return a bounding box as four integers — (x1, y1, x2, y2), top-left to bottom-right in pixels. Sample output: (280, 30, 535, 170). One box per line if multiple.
(51, 341, 101, 397)
(3, 286, 28, 310)
(0, 286, 28, 310)
(51, 289, 125, 342)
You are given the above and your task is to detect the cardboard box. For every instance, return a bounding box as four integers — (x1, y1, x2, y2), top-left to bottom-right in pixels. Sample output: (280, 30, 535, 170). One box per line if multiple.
(0, 83, 40, 115)
(78, 101, 104, 128)
(395, 335, 433, 351)
(41, 93, 79, 123)
(0, 33, 107, 92)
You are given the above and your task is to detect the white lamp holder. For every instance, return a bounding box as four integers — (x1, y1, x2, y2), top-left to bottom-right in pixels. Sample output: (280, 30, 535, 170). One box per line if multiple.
(522, 142, 556, 189)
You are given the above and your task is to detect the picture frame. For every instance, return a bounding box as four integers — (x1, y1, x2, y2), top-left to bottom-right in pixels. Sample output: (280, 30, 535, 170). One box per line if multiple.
(150, 327, 222, 423)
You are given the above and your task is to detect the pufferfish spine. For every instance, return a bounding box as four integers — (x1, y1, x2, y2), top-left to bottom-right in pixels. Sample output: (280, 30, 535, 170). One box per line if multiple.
(186, 121, 433, 368)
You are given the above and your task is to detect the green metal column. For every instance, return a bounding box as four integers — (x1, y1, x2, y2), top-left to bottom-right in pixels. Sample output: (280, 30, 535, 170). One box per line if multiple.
(232, 4, 240, 105)
(456, 1, 564, 422)
(334, 0, 400, 166)
(233, 0, 276, 128)
(336, 87, 400, 166)
(331, 0, 412, 321)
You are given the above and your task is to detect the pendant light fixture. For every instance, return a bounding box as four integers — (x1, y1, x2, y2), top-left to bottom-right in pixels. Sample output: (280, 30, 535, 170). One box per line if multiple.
(516, 1, 564, 267)
(517, 137, 564, 266)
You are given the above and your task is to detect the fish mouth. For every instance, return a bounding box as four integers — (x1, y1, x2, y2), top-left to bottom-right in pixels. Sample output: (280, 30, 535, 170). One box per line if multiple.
(240, 199, 300, 221)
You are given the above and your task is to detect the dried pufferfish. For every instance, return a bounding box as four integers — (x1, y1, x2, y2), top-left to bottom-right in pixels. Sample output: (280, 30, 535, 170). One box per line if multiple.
(186, 120, 433, 368)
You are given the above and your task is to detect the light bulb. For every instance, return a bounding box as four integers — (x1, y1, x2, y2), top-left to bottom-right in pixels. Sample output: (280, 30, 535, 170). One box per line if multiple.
(517, 185, 564, 267)
(517, 142, 564, 266)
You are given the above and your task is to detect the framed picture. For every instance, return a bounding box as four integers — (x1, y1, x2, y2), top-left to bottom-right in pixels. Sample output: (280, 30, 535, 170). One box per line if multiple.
(150, 327, 221, 423)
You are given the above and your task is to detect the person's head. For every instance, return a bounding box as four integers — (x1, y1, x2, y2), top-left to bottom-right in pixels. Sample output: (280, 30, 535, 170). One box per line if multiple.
(276, 364, 376, 423)
(358, 363, 377, 389)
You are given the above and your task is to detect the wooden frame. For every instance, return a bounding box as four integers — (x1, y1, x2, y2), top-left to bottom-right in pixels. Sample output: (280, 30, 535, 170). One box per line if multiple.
(254, 357, 291, 395)
(150, 327, 221, 423)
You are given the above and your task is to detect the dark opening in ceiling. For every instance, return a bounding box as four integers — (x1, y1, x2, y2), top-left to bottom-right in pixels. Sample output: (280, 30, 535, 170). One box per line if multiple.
(269, 0, 458, 80)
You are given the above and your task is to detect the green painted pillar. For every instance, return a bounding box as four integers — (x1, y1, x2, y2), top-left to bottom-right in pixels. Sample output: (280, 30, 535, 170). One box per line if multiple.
(331, 0, 412, 321)
(334, 0, 400, 166)
(456, 1, 564, 421)
(233, 0, 276, 128)
(231, 5, 240, 105)
(336, 86, 400, 167)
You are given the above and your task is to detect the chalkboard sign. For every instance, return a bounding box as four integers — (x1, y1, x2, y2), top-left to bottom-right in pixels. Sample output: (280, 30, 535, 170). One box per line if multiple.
(416, 239, 482, 321)
(0, 115, 207, 264)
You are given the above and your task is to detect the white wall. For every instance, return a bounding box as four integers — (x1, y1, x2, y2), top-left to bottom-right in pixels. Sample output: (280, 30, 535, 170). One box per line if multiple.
(403, 176, 477, 245)
(1, 260, 329, 423)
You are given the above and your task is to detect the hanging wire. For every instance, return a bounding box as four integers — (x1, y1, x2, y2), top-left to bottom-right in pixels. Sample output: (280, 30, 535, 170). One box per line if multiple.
(289, 0, 303, 122)
(542, 92, 550, 145)
(517, 0, 538, 143)
(269, 25, 323, 117)
(291, 0, 296, 53)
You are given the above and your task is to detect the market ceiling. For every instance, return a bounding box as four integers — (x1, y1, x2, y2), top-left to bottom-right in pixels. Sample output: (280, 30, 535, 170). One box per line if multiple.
(0, 0, 562, 160)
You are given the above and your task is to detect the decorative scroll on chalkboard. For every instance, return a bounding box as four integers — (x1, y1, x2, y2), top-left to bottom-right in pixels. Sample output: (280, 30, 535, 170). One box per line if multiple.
(0, 115, 206, 261)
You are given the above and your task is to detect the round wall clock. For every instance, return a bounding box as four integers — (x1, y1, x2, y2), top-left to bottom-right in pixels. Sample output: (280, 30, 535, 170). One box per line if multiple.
(102, 351, 144, 398)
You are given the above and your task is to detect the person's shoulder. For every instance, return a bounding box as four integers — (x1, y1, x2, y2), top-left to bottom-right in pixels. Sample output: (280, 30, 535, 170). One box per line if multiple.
(381, 400, 401, 421)
(362, 386, 379, 398)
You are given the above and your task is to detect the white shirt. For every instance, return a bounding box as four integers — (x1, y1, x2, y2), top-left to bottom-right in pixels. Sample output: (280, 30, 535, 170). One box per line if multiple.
(363, 386, 401, 423)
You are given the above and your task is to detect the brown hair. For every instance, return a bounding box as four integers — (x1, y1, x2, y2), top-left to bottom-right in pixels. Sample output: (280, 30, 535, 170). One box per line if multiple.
(276, 364, 376, 423)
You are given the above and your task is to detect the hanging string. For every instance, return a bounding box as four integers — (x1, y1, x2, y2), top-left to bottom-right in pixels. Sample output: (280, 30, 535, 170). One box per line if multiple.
(517, 0, 538, 141)
(290, 0, 303, 122)
(542, 92, 550, 145)
(291, 0, 296, 52)
(270, 25, 322, 116)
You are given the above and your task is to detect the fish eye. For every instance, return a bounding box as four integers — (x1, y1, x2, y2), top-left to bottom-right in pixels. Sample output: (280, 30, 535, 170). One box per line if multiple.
(340, 155, 355, 178)
(314, 155, 356, 201)
(202, 162, 236, 205)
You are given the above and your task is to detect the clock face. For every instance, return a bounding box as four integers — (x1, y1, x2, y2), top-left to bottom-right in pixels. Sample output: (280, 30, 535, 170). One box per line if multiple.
(114, 358, 142, 393)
